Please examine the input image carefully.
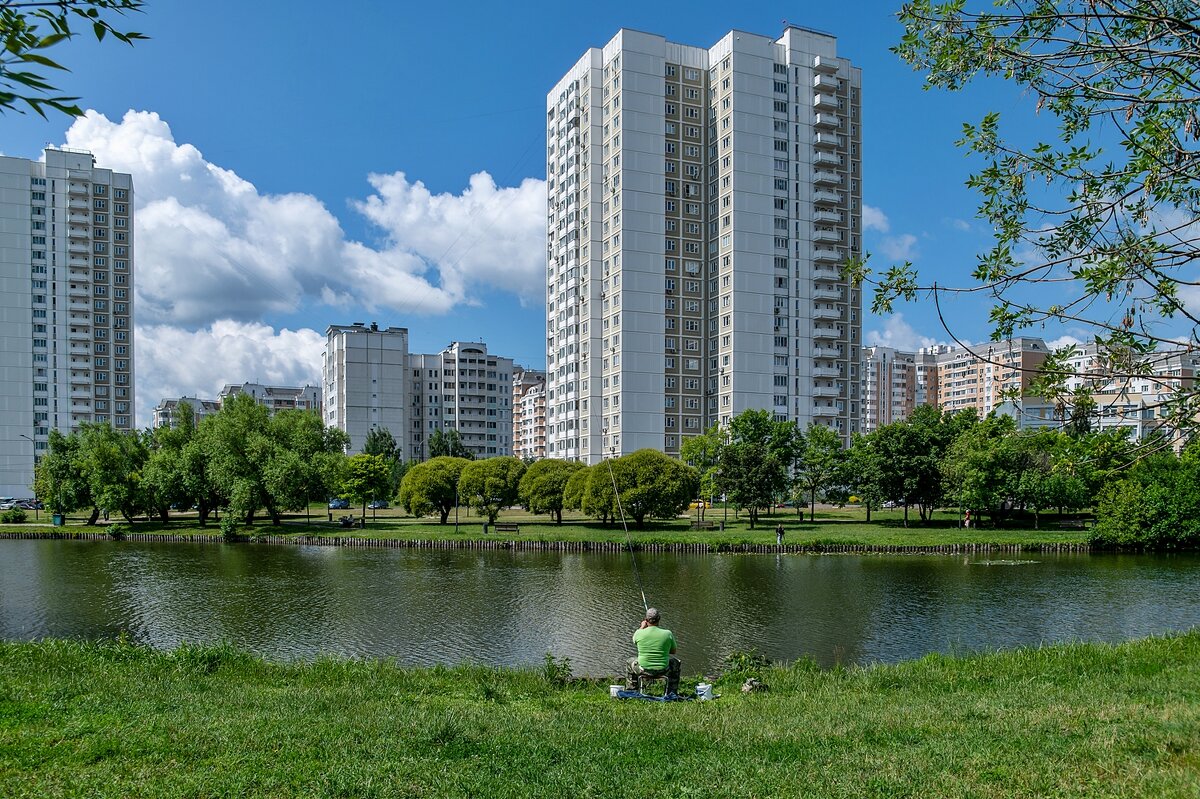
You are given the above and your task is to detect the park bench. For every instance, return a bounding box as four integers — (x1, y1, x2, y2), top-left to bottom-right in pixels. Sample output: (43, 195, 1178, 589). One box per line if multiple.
(691, 520, 715, 531)
(493, 523, 520, 534)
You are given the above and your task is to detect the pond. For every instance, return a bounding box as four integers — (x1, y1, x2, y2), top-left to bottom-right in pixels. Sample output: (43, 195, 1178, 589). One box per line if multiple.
(2, 540, 1198, 675)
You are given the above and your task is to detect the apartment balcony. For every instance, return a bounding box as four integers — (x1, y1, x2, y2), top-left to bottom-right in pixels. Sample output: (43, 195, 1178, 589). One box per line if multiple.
(813, 132, 841, 150)
(813, 189, 842, 206)
(69, 344, 91, 355)
(813, 264, 842, 281)
(814, 150, 840, 168)
(69, 300, 90, 312)
(814, 307, 843, 321)
(813, 73, 838, 91)
(814, 209, 841, 225)
(813, 55, 839, 75)
(70, 389, 91, 400)
(813, 385, 841, 398)
(813, 287, 844, 301)
(813, 113, 840, 129)
(812, 325, 840, 340)
(813, 247, 842, 263)
(814, 346, 842, 359)
(68, 225, 89, 240)
(67, 181, 88, 195)
(813, 170, 841, 187)
(68, 284, 89, 298)
(68, 241, 89, 254)
(68, 199, 89, 210)
(813, 94, 838, 112)
(68, 329, 90, 341)
(69, 255, 89, 266)
(813, 228, 841, 243)
(812, 405, 839, 418)
(813, 366, 841, 378)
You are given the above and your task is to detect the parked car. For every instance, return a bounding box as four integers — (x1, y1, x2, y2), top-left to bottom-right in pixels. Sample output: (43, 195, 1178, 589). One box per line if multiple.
(367, 500, 389, 510)
(328, 498, 350, 509)
(882, 500, 898, 509)
(688, 499, 708, 510)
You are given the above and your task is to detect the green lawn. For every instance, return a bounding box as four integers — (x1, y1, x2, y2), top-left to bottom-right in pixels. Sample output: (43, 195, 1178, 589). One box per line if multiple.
(1, 504, 1093, 548)
(1, 633, 1196, 797)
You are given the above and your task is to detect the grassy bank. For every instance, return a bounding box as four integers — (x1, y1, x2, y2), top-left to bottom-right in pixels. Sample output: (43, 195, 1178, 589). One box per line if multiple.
(1, 634, 1197, 797)
(1, 504, 1093, 549)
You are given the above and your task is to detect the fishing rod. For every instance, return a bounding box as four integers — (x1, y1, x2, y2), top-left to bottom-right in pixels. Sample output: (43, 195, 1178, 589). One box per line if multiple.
(606, 455, 648, 613)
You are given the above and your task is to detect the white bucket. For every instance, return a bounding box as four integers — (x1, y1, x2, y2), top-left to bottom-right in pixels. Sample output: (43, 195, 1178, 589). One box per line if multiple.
(609, 684, 623, 698)
(696, 682, 714, 701)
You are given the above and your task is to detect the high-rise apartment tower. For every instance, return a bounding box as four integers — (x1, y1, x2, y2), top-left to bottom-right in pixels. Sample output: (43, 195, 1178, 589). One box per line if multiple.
(546, 27, 862, 463)
(1, 148, 135, 496)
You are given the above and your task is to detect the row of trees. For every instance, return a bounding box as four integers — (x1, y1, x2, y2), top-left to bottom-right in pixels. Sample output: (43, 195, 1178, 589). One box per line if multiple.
(35, 396, 395, 526)
(398, 449, 699, 528)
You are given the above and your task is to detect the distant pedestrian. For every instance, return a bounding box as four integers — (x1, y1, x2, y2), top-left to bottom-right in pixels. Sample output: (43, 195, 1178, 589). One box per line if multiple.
(776, 524, 784, 547)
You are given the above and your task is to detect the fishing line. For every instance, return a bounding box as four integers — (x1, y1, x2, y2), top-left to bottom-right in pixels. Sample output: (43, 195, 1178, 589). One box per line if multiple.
(606, 457, 648, 613)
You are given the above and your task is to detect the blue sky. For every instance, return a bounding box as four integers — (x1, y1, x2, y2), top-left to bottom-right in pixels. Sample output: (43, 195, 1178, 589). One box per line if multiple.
(4, 0, 1079, 424)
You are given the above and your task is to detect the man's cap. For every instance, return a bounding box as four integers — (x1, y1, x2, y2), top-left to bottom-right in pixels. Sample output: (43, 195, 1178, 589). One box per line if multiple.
(645, 607, 661, 622)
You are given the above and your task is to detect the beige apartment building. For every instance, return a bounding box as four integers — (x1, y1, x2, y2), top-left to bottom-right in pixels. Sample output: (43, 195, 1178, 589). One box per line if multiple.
(513, 367, 547, 461)
(219, 382, 322, 415)
(152, 396, 221, 428)
(935, 337, 1049, 416)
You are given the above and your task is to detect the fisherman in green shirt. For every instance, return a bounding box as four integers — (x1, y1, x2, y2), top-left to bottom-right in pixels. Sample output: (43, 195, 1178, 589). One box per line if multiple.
(625, 607, 681, 695)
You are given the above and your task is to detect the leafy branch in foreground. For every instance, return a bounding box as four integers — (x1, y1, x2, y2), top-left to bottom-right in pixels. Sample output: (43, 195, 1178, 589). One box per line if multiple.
(0, 0, 146, 118)
(863, 1, 1200, 439)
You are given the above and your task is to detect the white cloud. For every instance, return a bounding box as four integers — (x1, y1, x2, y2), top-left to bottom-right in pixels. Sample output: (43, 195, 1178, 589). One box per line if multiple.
(1046, 334, 1084, 351)
(62, 110, 546, 325)
(136, 321, 324, 423)
(946, 217, 972, 232)
(865, 313, 944, 352)
(879, 233, 919, 261)
(862, 204, 890, 233)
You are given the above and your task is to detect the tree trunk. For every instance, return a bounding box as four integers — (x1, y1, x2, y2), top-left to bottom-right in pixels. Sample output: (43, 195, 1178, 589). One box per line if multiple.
(810, 488, 816, 522)
(555, 508, 562, 524)
(866, 504, 872, 523)
(748, 508, 757, 529)
(198, 503, 210, 527)
(87, 507, 100, 526)
(439, 507, 449, 524)
(903, 503, 909, 528)
(245, 508, 255, 526)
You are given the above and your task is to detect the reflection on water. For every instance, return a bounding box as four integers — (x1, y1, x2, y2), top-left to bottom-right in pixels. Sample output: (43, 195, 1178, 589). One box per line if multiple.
(2, 540, 1198, 675)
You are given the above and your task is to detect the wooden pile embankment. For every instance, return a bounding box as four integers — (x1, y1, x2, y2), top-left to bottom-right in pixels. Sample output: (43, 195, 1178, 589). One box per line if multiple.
(0, 530, 1092, 554)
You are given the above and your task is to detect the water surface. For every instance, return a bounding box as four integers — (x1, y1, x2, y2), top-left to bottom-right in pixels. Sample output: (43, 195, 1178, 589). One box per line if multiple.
(2, 540, 1197, 675)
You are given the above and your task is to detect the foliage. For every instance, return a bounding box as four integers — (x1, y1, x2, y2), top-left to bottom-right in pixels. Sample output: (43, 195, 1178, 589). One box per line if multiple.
(865, 1, 1200, 440)
(541, 653, 573, 686)
(33, 429, 90, 516)
(561, 465, 592, 513)
(605, 450, 698, 528)
(457, 457, 526, 524)
(1092, 443, 1200, 549)
(793, 424, 845, 521)
(363, 426, 406, 495)
(717, 410, 800, 528)
(106, 522, 128, 541)
(680, 423, 726, 518)
(518, 459, 582, 524)
(845, 433, 886, 520)
(0, 0, 146, 118)
(78, 422, 148, 524)
(340, 454, 393, 524)
(0, 508, 28, 524)
(398, 457, 470, 524)
(219, 515, 239, 544)
(427, 428, 474, 460)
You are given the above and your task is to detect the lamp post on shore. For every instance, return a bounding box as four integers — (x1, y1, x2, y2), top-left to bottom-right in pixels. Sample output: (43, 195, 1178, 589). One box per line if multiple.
(17, 434, 39, 521)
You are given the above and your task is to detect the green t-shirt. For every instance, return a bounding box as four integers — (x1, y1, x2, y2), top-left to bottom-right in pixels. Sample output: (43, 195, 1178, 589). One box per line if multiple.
(632, 625, 676, 671)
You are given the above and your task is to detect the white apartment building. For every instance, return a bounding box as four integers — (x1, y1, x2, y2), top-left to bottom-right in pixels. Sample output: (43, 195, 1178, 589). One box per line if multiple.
(152, 396, 221, 428)
(410, 342, 514, 460)
(546, 27, 862, 463)
(323, 323, 410, 456)
(862, 346, 917, 432)
(513, 367, 547, 460)
(219, 382, 321, 415)
(1, 148, 135, 496)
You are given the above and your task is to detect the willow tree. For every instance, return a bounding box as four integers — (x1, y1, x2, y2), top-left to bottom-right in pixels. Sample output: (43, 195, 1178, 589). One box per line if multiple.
(860, 1, 1200, 440)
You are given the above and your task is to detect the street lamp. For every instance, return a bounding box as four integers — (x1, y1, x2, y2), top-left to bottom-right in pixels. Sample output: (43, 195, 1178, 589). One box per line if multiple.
(17, 434, 39, 521)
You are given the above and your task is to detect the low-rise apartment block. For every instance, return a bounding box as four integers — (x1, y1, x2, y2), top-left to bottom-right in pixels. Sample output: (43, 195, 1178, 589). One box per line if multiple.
(152, 396, 221, 428)
(219, 382, 322, 414)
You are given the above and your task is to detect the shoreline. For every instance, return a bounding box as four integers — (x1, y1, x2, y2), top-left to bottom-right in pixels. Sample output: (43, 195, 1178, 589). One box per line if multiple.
(0, 528, 1093, 553)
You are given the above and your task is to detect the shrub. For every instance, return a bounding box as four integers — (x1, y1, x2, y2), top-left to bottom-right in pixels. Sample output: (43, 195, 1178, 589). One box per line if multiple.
(1, 508, 28, 524)
(542, 653, 573, 686)
(219, 515, 239, 543)
(107, 523, 129, 541)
